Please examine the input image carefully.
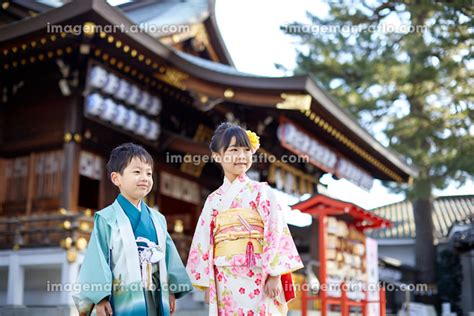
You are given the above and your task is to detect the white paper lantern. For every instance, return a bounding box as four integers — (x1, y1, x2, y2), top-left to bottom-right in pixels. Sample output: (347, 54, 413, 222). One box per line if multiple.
(148, 96, 162, 116)
(115, 79, 130, 100)
(88, 66, 108, 89)
(137, 91, 150, 111)
(103, 73, 120, 95)
(124, 110, 138, 131)
(136, 115, 149, 136)
(100, 98, 117, 121)
(146, 121, 160, 140)
(113, 104, 128, 126)
(85, 93, 104, 116)
(127, 85, 141, 106)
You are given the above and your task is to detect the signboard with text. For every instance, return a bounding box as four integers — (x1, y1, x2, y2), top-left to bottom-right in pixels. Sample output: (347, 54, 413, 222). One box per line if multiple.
(277, 119, 374, 190)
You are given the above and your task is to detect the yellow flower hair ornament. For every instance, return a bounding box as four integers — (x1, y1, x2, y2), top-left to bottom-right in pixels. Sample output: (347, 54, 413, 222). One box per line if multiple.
(246, 130, 260, 153)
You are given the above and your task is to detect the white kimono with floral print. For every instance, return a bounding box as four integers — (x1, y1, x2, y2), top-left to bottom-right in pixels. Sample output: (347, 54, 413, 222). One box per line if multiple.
(186, 174, 303, 316)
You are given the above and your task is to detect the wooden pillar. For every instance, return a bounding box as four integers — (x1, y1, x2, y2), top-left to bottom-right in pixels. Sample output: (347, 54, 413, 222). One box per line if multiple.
(0, 158, 6, 215)
(61, 113, 81, 212)
(340, 282, 348, 316)
(61, 33, 90, 213)
(301, 286, 307, 316)
(309, 216, 320, 265)
(302, 215, 321, 316)
(99, 159, 117, 209)
(25, 153, 36, 215)
(319, 215, 327, 316)
(380, 286, 386, 316)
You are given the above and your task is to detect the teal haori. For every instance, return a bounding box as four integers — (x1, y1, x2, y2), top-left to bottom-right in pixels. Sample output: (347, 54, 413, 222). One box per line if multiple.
(73, 196, 192, 316)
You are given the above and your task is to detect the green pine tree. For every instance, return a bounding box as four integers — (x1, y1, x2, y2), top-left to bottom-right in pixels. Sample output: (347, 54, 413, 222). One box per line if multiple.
(284, 0, 473, 304)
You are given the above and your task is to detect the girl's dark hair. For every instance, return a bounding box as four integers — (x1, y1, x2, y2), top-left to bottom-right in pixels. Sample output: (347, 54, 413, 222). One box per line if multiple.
(106, 143, 153, 179)
(209, 122, 251, 153)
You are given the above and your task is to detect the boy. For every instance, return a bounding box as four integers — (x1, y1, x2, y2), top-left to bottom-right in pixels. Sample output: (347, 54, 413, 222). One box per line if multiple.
(73, 143, 192, 316)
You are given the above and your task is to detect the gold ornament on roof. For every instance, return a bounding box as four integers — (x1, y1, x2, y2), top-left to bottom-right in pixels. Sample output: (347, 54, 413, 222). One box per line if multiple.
(277, 93, 312, 111)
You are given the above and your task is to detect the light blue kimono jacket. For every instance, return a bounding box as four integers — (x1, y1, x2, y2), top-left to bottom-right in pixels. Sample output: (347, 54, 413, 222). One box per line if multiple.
(73, 197, 192, 316)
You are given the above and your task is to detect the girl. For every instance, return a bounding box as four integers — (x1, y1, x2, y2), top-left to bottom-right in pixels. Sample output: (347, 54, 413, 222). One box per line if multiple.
(186, 122, 303, 315)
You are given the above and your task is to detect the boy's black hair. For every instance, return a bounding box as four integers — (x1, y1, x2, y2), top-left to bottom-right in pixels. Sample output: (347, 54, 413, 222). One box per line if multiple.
(106, 143, 153, 179)
(209, 122, 251, 153)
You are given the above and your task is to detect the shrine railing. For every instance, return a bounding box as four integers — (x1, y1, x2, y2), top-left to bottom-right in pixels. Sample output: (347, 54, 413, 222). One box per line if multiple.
(0, 212, 94, 250)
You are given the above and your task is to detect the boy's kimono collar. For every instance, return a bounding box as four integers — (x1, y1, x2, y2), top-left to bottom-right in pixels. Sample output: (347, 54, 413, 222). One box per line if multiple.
(117, 194, 158, 244)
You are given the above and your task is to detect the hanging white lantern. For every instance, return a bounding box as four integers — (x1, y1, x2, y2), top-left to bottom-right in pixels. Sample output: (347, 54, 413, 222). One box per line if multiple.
(88, 66, 108, 89)
(85, 93, 104, 116)
(127, 84, 141, 106)
(102, 73, 119, 95)
(100, 98, 117, 121)
(113, 104, 128, 126)
(124, 110, 138, 131)
(136, 115, 149, 136)
(137, 91, 150, 111)
(115, 79, 130, 100)
(146, 121, 160, 140)
(148, 96, 162, 116)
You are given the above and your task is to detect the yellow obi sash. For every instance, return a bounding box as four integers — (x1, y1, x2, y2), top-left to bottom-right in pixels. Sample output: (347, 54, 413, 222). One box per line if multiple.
(214, 208, 264, 258)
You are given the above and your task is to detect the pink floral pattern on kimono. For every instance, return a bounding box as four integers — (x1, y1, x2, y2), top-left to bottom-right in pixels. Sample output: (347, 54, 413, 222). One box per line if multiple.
(186, 174, 303, 315)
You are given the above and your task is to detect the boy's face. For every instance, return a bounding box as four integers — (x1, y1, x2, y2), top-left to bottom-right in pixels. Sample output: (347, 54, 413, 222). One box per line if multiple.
(111, 157, 153, 202)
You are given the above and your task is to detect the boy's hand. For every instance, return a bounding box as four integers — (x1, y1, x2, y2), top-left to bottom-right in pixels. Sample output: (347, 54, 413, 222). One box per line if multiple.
(169, 294, 176, 315)
(95, 298, 113, 316)
(204, 288, 210, 304)
(264, 275, 281, 299)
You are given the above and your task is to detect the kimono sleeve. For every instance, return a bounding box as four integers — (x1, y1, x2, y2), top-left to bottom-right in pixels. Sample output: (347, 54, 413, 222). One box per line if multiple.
(72, 214, 112, 315)
(165, 231, 193, 299)
(186, 198, 212, 290)
(258, 183, 304, 276)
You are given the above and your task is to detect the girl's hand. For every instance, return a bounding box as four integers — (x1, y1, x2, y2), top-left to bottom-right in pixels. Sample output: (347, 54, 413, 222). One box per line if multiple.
(169, 294, 176, 314)
(264, 275, 281, 299)
(204, 288, 210, 304)
(95, 298, 113, 316)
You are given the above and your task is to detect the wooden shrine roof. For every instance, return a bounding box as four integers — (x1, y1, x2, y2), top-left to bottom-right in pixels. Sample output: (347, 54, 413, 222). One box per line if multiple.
(2, 0, 234, 65)
(292, 194, 392, 231)
(0, 0, 418, 184)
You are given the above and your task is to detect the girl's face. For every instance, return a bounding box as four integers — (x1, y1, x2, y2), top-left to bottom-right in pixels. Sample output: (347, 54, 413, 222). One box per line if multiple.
(213, 136, 253, 181)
